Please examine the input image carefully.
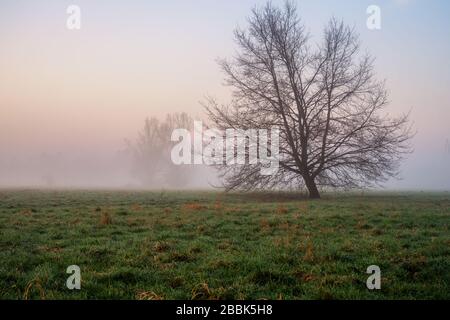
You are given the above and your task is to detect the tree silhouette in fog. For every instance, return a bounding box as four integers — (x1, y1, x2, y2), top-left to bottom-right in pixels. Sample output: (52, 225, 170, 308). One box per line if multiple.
(128, 113, 195, 188)
(206, 1, 413, 198)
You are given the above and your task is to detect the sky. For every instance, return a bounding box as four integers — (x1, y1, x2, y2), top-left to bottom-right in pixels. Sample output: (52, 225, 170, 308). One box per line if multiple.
(0, 0, 449, 189)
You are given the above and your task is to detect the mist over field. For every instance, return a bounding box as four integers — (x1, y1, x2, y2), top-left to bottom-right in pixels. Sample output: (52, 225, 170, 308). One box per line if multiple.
(0, 132, 449, 190)
(0, 0, 449, 190)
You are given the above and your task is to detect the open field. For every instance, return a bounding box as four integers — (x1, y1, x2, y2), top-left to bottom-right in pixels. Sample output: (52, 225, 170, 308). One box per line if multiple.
(0, 190, 449, 299)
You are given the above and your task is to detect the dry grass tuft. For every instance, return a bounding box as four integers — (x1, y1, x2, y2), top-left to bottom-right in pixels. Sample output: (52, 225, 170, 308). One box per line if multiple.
(259, 218, 271, 232)
(136, 290, 163, 300)
(298, 202, 309, 214)
(131, 204, 142, 211)
(163, 207, 172, 214)
(274, 236, 292, 248)
(304, 241, 314, 262)
(70, 218, 81, 225)
(276, 204, 288, 215)
(213, 200, 223, 211)
(191, 282, 214, 300)
(217, 241, 231, 250)
(23, 279, 46, 300)
(38, 245, 63, 254)
(99, 211, 113, 225)
(153, 241, 170, 253)
(183, 202, 206, 211)
(19, 208, 33, 216)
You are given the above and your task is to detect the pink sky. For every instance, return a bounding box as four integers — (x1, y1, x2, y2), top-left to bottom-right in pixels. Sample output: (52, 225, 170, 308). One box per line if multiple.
(0, 0, 449, 189)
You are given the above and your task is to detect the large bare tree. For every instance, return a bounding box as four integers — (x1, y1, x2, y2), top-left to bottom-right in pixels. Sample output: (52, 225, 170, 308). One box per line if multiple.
(205, 1, 412, 198)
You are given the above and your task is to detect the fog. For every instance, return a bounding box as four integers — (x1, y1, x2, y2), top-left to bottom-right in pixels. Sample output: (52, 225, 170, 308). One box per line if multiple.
(0, 132, 219, 190)
(0, 0, 449, 191)
(0, 123, 449, 191)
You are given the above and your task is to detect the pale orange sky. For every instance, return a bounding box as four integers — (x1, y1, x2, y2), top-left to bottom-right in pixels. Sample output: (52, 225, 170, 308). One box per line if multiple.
(0, 0, 449, 189)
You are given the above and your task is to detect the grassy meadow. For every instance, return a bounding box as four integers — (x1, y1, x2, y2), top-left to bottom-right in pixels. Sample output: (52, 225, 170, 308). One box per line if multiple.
(0, 189, 449, 300)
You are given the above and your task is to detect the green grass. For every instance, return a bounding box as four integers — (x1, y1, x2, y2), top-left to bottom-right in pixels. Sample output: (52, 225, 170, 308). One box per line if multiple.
(0, 189, 449, 300)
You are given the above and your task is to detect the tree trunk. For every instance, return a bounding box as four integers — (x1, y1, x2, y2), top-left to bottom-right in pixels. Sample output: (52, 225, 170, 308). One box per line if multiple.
(305, 177, 320, 199)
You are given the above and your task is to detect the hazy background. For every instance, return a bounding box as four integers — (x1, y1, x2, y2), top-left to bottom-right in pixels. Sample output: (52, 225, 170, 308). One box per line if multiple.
(0, 0, 449, 190)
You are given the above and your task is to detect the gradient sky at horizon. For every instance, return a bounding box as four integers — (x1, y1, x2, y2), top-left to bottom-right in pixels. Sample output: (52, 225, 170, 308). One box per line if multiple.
(0, 0, 449, 189)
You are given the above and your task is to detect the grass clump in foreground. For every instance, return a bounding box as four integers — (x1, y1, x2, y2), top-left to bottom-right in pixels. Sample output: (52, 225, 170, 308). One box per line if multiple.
(0, 190, 448, 299)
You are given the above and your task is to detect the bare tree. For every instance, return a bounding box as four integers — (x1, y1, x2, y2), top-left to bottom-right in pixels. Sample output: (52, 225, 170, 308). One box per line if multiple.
(127, 113, 195, 188)
(205, 1, 412, 198)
